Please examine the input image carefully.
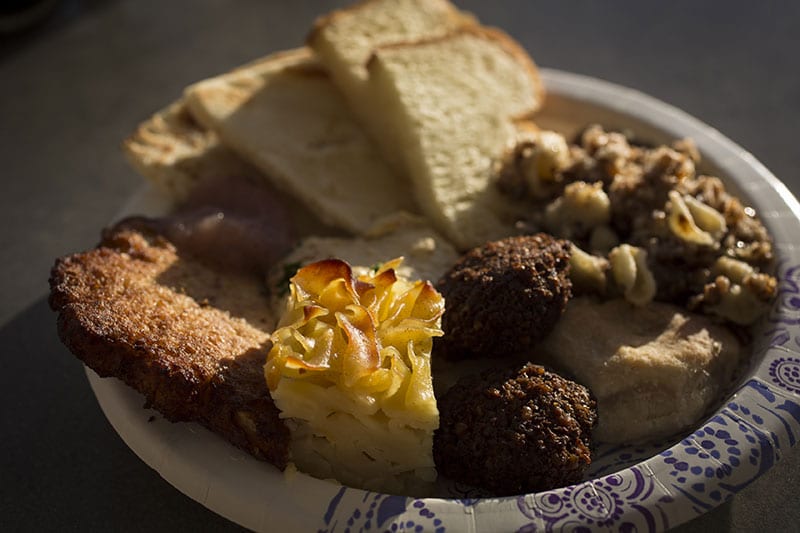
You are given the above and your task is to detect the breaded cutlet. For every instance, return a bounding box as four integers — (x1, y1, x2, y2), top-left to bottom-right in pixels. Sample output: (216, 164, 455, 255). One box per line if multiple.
(48, 219, 290, 469)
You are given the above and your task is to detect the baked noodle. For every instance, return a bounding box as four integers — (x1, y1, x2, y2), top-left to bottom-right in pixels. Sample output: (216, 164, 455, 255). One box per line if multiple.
(265, 258, 444, 494)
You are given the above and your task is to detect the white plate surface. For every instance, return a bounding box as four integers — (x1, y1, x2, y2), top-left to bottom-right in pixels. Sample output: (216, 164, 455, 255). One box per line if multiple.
(88, 69, 800, 532)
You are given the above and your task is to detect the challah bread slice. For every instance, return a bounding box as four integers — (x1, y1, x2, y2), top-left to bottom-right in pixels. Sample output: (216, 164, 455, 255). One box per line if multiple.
(184, 47, 416, 235)
(357, 27, 545, 249)
(308, 0, 475, 172)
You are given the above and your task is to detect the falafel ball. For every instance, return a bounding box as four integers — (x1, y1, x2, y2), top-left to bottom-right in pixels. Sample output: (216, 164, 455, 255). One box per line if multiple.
(433, 363, 597, 496)
(436, 234, 571, 360)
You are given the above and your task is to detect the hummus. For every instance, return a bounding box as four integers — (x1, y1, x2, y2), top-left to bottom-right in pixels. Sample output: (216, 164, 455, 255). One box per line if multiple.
(540, 297, 741, 443)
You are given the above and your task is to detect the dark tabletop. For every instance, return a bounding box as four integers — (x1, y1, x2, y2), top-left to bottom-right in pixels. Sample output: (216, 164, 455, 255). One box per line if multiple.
(2, 1, 799, 531)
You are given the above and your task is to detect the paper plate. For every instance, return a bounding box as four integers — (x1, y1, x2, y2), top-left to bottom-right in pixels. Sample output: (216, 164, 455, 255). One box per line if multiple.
(88, 69, 800, 532)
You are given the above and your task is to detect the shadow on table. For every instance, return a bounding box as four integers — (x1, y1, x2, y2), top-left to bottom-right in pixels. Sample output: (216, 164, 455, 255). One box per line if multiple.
(0, 296, 244, 531)
(673, 502, 733, 532)
(0, 0, 113, 61)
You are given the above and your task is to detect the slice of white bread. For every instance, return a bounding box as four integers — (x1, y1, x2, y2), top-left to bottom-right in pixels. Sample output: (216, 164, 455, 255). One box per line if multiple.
(308, 0, 474, 172)
(308, 0, 473, 82)
(123, 99, 262, 202)
(320, 25, 545, 249)
(184, 47, 417, 235)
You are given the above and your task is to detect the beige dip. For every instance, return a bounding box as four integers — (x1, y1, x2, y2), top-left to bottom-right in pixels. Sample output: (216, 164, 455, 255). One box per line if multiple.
(539, 297, 741, 443)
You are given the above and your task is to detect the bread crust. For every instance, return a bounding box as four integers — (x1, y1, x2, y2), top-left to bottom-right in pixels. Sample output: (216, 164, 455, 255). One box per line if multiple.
(365, 25, 545, 113)
(49, 221, 290, 469)
(306, 0, 474, 54)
